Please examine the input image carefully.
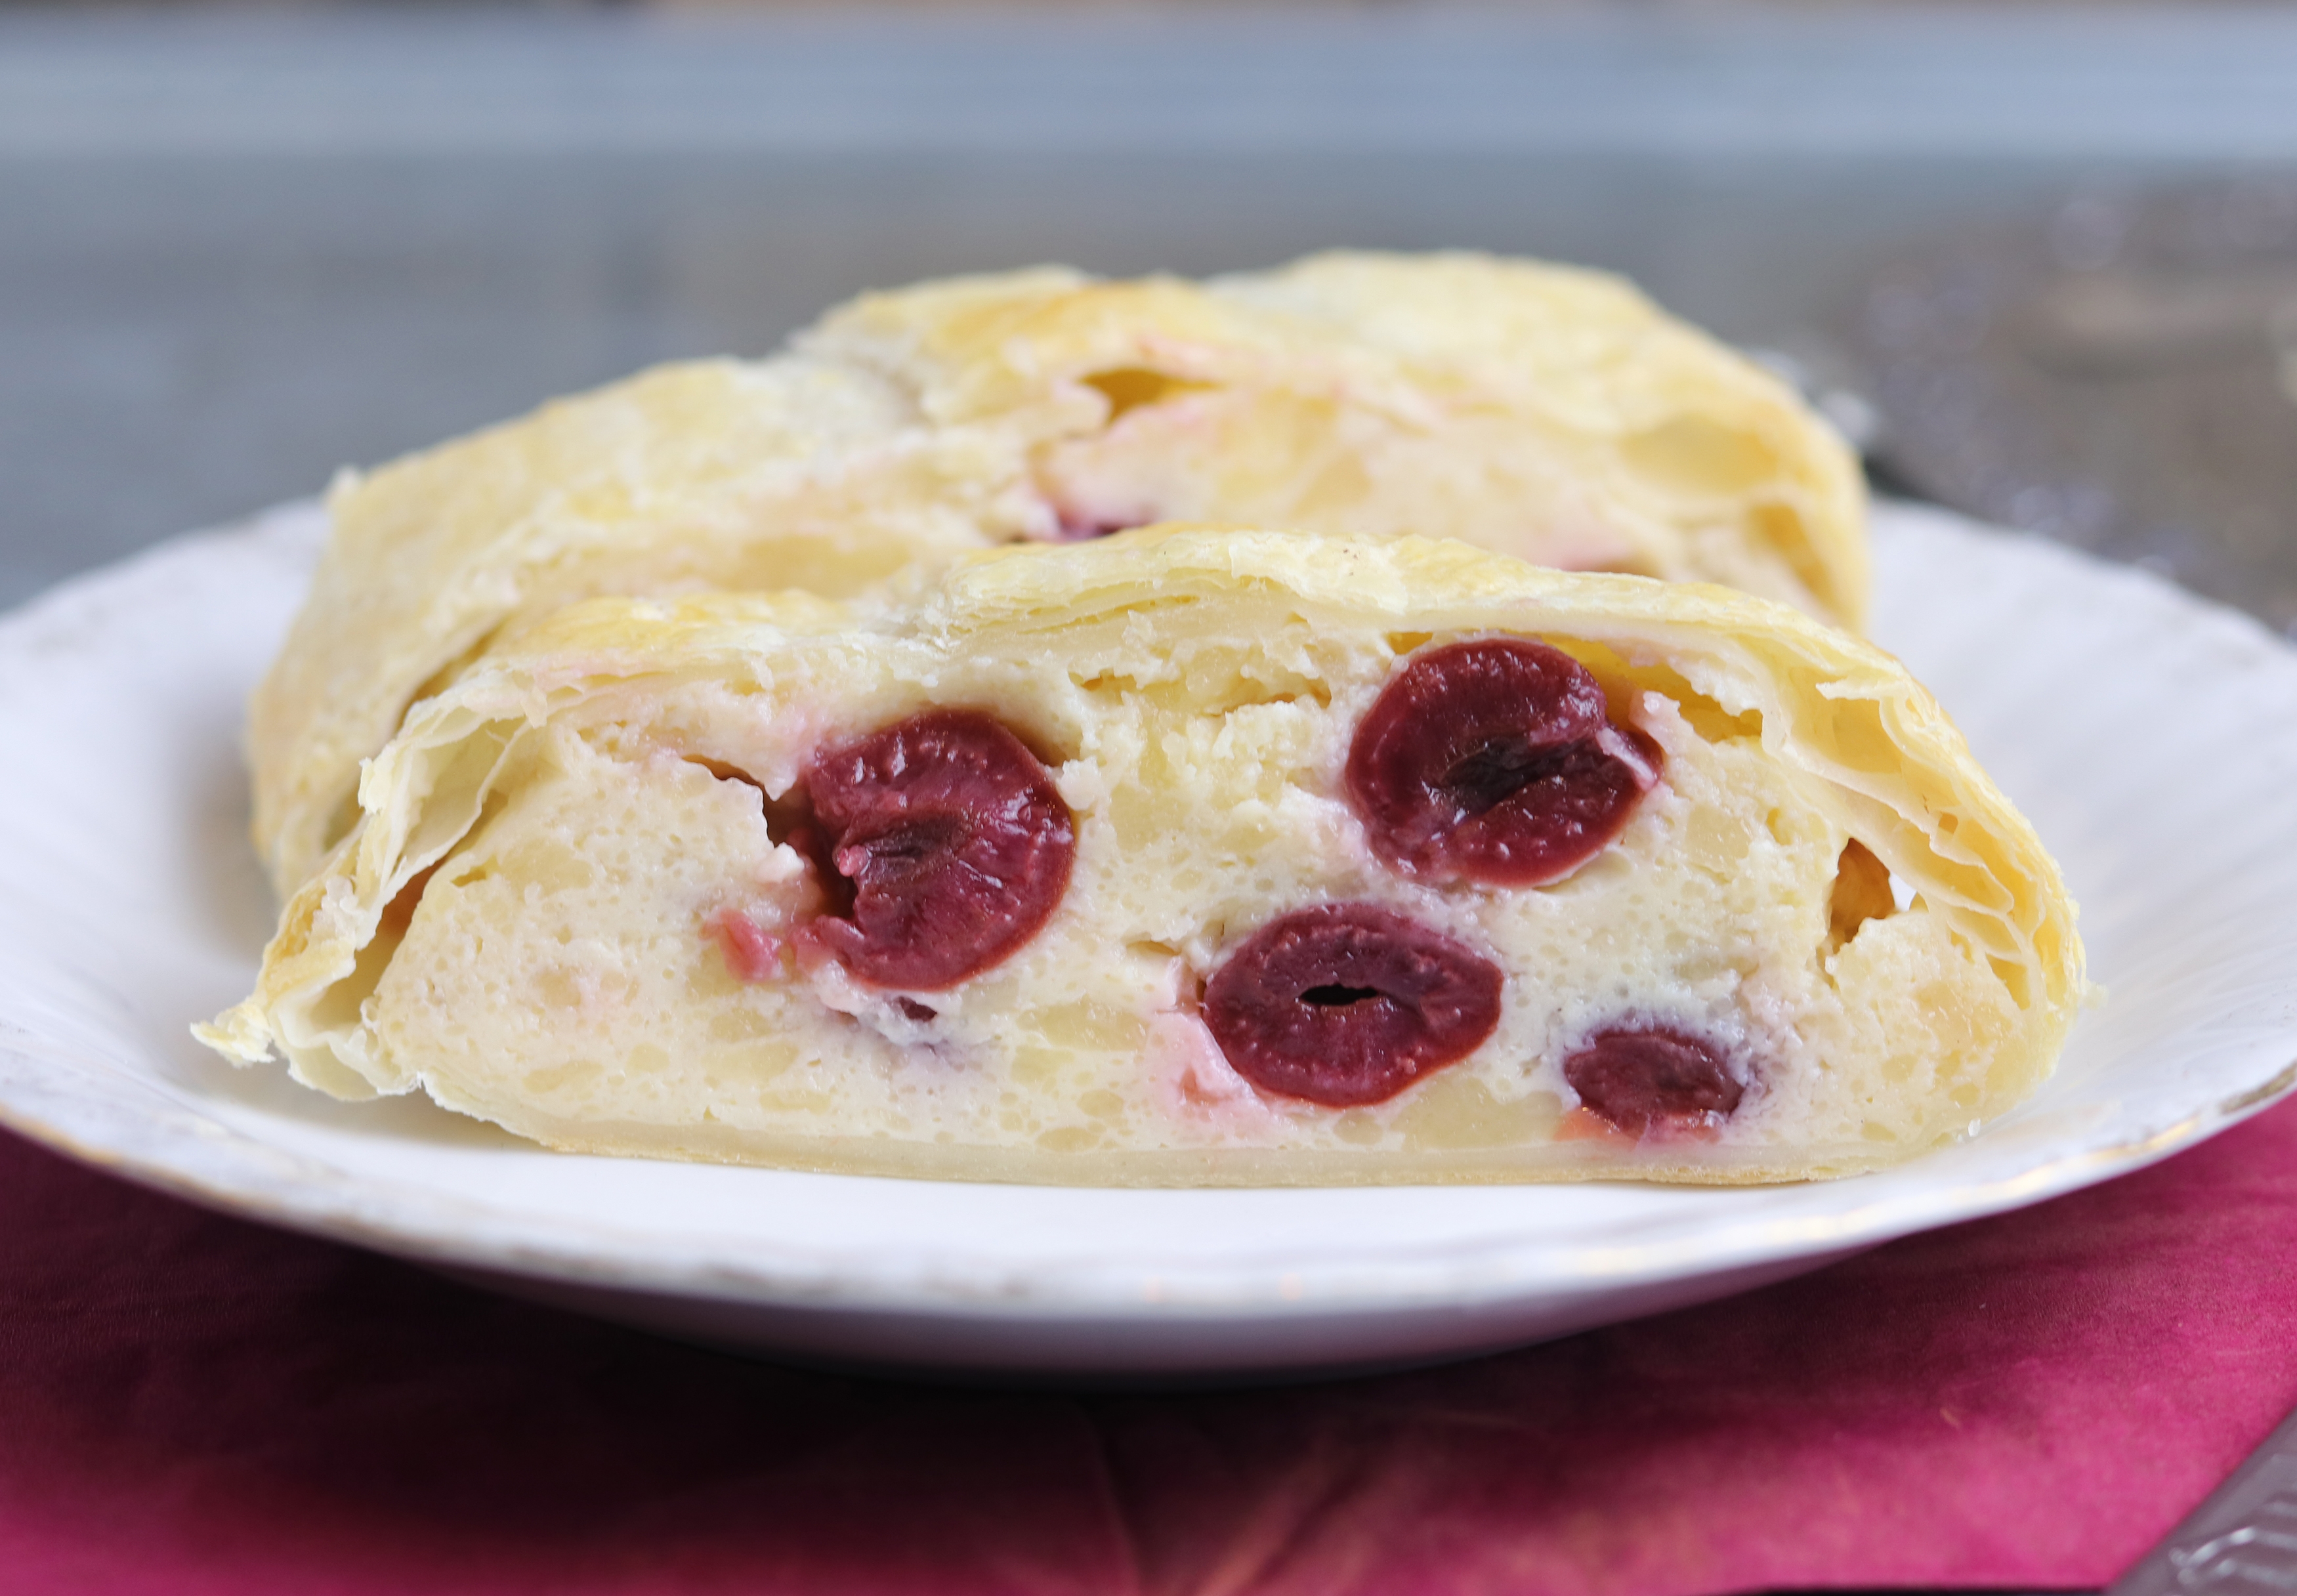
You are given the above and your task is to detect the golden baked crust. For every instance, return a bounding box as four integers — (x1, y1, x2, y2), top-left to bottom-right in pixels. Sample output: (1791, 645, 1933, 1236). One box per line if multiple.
(249, 252, 1867, 896)
(205, 530, 2072, 1186)
(826, 254, 1865, 619)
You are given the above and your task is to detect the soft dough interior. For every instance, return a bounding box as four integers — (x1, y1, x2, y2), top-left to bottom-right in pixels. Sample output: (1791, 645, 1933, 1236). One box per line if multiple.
(352, 598, 2023, 1185)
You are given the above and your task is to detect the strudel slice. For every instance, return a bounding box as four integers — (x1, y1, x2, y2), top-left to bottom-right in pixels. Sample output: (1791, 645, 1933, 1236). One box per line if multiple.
(205, 528, 2071, 1185)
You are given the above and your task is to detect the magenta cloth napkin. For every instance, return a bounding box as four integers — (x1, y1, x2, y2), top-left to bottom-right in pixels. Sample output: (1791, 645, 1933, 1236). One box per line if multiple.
(4, 1100, 2295, 1596)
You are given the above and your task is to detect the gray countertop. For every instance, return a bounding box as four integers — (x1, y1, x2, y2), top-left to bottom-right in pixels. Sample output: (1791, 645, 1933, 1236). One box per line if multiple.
(5, 5, 2297, 616)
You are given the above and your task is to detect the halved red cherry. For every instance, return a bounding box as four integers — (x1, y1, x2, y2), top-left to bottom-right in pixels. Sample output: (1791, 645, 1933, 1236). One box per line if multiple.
(1202, 903, 1503, 1108)
(1563, 1025, 1744, 1135)
(1345, 639, 1662, 886)
(794, 709, 1074, 991)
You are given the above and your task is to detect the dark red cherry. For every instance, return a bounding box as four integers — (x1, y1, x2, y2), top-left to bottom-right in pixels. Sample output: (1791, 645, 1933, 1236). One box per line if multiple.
(1563, 1026, 1744, 1135)
(1345, 639, 1662, 886)
(795, 709, 1074, 991)
(1202, 903, 1503, 1108)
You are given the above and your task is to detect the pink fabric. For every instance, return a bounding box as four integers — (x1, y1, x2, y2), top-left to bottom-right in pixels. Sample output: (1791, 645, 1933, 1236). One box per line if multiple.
(5, 1102, 2296, 1596)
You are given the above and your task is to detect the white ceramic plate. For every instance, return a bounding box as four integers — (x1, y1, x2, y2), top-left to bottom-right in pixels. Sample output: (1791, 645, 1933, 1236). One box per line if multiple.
(4, 501, 2295, 1379)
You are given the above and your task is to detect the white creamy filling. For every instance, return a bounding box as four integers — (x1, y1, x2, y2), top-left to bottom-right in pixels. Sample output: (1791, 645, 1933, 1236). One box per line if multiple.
(354, 622, 2012, 1172)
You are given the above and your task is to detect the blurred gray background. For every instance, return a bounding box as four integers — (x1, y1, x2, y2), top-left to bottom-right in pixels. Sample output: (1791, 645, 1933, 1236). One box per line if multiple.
(6, 4, 2297, 628)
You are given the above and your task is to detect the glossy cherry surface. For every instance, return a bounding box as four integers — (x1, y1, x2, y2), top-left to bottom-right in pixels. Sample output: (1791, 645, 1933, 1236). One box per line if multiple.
(1563, 1025, 1744, 1135)
(1203, 902, 1503, 1107)
(797, 709, 1074, 991)
(1346, 639, 1661, 886)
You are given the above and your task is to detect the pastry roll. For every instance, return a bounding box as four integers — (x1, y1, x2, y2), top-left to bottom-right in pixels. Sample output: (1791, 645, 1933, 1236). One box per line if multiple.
(251, 251, 1867, 895)
(203, 530, 2078, 1186)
